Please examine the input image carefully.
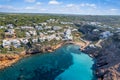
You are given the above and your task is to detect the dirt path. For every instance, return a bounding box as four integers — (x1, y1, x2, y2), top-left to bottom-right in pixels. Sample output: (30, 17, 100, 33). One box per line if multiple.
(95, 39, 103, 48)
(64, 39, 90, 51)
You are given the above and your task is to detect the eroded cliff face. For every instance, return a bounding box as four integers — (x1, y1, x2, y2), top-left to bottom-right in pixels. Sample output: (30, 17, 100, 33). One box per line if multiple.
(78, 24, 120, 80)
(96, 39, 120, 80)
(83, 37, 120, 80)
(0, 51, 26, 70)
(0, 54, 21, 69)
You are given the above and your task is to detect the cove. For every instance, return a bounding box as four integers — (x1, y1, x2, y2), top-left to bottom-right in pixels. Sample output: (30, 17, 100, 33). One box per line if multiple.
(0, 44, 96, 80)
(55, 53, 94, 80)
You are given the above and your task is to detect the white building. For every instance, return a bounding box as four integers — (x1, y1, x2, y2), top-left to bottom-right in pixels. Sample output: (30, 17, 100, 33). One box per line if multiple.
(72, 28, 78, 32)
(100, 31, 113, 39)
(0, 26, 5, 29)
(46, 19, 57, 23)
(5, 29, 15, 35)
(2, 39, 21, 48)
(47, 30, 55, 33)
(20, 39, 29, 44)
(39, 22, 47, 26)
(35, 26, 43, 30)
(21, 26, 34, 30)
(12, 39, 21, 48)
(46, 34, 56, 41)
(2, 40, 11, 48)
(39, 37, 46, 42)
(6, 24, 14, 29)
(32, 38, 38, 43)
(55, 36, 61, 40)
(60, 22, 73, 25)
(44, 26, 52, 30)
(29, 31, 37, 36)
(64, 29, 73, 40)
(52, 26, 62, 31)
(26, 32, 31, 37)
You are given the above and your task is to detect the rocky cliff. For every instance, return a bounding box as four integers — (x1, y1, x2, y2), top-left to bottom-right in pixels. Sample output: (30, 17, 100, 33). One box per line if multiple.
(78, 24, 120, 80)
(83, 33, 120, 80)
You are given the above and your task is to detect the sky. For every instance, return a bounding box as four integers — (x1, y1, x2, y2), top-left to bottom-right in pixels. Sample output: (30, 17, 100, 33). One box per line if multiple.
(0, 0, 120, 15)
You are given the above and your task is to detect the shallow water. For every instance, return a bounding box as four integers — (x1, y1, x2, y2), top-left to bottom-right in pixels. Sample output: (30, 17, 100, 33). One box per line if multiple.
(0, 44, 96, 80)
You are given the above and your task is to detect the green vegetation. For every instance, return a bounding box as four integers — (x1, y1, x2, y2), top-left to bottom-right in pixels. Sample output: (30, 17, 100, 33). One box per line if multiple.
(15, 29, 26, 38)
(0, 47, 8, 54)
(0, 29, 5, 39)
(0, 13, 120, 54)
(0, 13, 120, 27)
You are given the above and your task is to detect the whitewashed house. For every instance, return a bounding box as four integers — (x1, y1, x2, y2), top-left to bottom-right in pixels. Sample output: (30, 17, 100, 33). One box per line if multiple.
(64, 29, 73, 40)
(20, 39, 29, 44)
(35, 26, 43, 30)
(60, 22, 73, 24)
(6, 24, 14, 29)
(32, 38, 38, 43)
(12, 39, 21, 48)
(5, 29, 15, 35)
(89, 44, 96, 48)
(52, 26, 62, 31)
(45, 34, 56, 41)
(39, 37, 46, 42)
(39, 22, 47, 26)
(2, 39, 21, 48)
(29, 31, 37, 36)
(21, 26, 34, 30)
(2, 40, 11, 48)
(44, 26, 52, 30)
(47, 30, 55, 33)
(72, 28, 78, 32)
(0, 26, 5, 29)
(100, 31, 113, 39)
(46, 19, 57, 23)
(55, 36, 61, 40)
(93, 29, 99, 32)
(39, 32, 44, 37)
(26, 32, 31, 37)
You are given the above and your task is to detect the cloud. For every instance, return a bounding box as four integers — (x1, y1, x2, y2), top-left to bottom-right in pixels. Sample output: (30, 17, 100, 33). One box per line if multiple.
(66, 3, 96, 9)
(48, 0, 61, 5)
(40, 9, 47, 11)
(66, 4, 80, 11)
(25, 6, 35, 10)
(66, 4, 76, 7)
(25, 0, 36, 3)
(36, 2, 42, 5)
(0, 1, 119, 15)
(110, 8, 118, 11)
(0, 5, 17, 10)
(80, 3, 96, 8)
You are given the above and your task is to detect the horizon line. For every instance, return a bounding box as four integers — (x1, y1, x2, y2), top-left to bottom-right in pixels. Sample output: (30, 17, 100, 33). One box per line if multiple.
(0, 12, 120, 16)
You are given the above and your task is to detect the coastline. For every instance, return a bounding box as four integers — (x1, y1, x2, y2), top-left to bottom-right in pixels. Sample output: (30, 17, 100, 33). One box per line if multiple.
(0, 42, 64, 70)
(0, 40, 89, 70)
(0, 51, 27, 70)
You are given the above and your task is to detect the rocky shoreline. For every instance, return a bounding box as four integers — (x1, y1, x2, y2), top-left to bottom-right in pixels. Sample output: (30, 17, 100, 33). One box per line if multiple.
(1, 37, 119, 80)
(82, 38, 120, 80)
(0, 41, 69, 70)
(1, 36, 119, 80)
(0, 51, 27, 70)
(0, 40, 87, 70)
(77, 23, 120, 80)
(0, 43, 63, 70)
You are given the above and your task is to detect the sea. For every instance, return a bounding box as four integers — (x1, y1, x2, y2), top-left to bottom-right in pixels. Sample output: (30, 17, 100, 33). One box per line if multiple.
(0, 44, 96, 80)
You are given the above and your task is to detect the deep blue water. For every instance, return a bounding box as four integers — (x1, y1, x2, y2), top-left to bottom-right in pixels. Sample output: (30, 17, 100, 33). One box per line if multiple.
(0, 44, 96, 80)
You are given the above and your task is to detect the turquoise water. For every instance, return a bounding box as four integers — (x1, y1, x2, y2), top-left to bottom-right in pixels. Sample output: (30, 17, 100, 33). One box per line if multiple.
(55, 53, 94, 80)
(0, 45, 96, 80)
